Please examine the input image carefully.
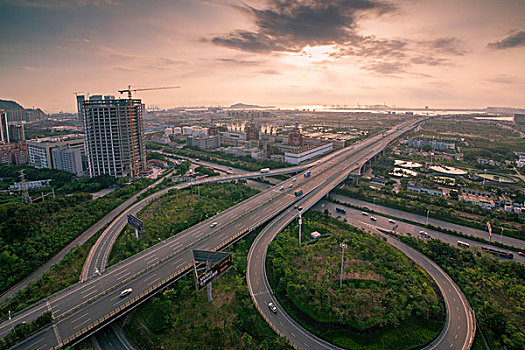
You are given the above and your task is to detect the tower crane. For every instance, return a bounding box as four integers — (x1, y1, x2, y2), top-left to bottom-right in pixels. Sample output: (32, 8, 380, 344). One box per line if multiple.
(118, 85, 180, 176)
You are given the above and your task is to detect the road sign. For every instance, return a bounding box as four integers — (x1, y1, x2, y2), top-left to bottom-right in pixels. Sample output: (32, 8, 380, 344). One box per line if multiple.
(193, 250, 232, 291)
(127, 214, 144, 233)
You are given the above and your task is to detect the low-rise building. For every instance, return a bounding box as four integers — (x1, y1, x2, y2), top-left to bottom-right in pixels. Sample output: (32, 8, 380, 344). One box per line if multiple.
(478, 158, 501, 167)
(9, 179, 51, 190)
(459, 189, 496, 209)
(186, 134, 220, 150)
(27, 135, 85, 174)
(284, 143, 333, 165)
(0, 141, 27, 165)
(407, 182, 443, 196)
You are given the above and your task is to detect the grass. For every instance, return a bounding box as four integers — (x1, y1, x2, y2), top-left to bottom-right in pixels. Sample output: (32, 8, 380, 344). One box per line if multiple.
(108, 182, 259, 266)
(266, 211, 445, 349)
(0, 230, 101, 322)
(123, 231, 292, 350)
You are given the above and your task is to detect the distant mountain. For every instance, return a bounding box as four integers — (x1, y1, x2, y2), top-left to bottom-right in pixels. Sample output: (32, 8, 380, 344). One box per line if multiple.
(230, 103, 276, 109)
(0, 99, 24, 110)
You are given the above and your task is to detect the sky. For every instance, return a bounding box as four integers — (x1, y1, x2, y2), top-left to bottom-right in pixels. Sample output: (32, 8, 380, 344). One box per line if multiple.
(0, 0, 524, 113)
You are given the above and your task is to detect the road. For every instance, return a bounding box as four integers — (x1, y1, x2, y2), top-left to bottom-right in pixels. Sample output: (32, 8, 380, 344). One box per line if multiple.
(318, 200, 525, 264)
(80, 163, 312, 282)
(246, 166, 476, 350)
(0, 171, 172, 304)
(1, 118, 420, 349)
(330, 195, 525, 251)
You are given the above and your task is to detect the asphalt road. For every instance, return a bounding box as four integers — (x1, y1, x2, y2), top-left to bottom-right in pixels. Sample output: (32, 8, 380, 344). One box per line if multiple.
(80, 163, 312, 281)
(330, 195, 525, 251)
(0, 171, 172, 304)
(318, 200, 525, 264)
(246, 172, 476, 350)
(2, 118, 420, 349)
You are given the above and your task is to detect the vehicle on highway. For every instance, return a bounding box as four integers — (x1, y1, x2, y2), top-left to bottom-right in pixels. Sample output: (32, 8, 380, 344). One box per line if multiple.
(210, 222, 218, 228)
(289, 184, 293, 188)
(361, 212, 368, 216)
(292, 177, 296, 182)
(14, 322, 27, 330)
(93, 268, 101, 277)
(268, 302, 277, 314)
(388, 219, 396, 224)
(295, 189, 303, 196)
(279, 186, 284, 191)
(482, 247, 513, 259)
(457, 241, 470, 248)
(304, 171, 311, 177)
(260, 168, 270, 173)
(419, 231, 429, 238)
(519, 251, 524, 256)
(120, 288, 133, 297)
(195, 158, 200, 162)
(336, 207, 346, 214)
(228, 167, 232, 170)
(370, 216, 376, 221)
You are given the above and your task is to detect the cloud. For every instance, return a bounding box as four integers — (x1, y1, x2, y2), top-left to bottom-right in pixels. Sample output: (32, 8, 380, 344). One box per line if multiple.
(208, 0, 466, 76)
(210, 0, 396, 53)
(488, 30, 525, 49)
(4, 0, 118, 8)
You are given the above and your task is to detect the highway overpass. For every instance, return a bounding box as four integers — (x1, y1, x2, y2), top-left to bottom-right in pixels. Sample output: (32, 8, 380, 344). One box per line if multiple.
(2, 118, 426, 349)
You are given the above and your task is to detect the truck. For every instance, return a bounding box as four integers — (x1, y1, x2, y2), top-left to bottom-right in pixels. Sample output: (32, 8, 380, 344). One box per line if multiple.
(260, 168, 270, 173)
(295, 189, 303, 196)
(304, 171, 311, 177)
(335, 207, 346, 214)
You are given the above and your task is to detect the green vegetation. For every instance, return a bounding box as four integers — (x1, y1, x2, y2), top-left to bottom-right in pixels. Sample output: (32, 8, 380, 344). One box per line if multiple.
(123, 232, 292, 350)
(109, 182, 259, 265)
(0, 231, 100, 321)
(195, 165, 219, 177)
(396, 234, 525, 350)
(0, 179, 152, 295)
(334, 183, 524, 240)
(267, 211, 445, 349)
(0, 311, 53, 350)
(0, 164, 119, 194)
(147, 143, 292, 171)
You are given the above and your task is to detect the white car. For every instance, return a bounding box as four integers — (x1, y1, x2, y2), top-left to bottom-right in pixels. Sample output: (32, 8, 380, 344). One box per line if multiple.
(388, 219, 396, 224)
(370, 216, 377, 221)
(210, 222, 218, 228)
(268, 302, 277, 314)
(120, 288, 133, 297)
(361, 212, 368, 216)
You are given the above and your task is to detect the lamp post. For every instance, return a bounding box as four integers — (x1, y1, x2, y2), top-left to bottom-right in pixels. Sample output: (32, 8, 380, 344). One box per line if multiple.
(339, 243, 347, 288)
(297, 207, 303, 247)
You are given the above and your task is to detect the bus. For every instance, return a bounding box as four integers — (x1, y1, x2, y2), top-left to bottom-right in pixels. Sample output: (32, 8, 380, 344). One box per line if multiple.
(482, 247, 513, 259)
(457, 241, 470, 248)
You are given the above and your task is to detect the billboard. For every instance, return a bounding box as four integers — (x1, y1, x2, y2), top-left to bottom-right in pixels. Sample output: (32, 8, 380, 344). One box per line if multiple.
(127, 214, 144, 232)
(193, 250, 232, 291)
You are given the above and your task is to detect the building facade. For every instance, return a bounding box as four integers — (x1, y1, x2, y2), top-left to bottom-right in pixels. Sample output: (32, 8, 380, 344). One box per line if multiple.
(26, 135, 85, 174)
(80, 95, 146, 178)
(284, 143, 333, 165)
(0, 110, 8, 144)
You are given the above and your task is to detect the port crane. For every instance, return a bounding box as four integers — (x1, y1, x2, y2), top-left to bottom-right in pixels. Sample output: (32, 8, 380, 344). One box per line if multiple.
(118, 85, 180, 176)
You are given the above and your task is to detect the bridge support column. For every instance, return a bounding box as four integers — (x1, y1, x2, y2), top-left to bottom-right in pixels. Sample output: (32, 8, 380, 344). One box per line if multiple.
(207, 282, 212, 302)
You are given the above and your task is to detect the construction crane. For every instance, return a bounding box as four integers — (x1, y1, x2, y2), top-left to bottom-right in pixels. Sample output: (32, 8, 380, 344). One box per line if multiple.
(118, 85, 180, 177)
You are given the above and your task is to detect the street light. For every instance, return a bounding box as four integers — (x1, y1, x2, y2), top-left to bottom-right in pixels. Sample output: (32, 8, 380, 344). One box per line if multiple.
(297, 206, 303, 247)
(339, 243, 347, 288)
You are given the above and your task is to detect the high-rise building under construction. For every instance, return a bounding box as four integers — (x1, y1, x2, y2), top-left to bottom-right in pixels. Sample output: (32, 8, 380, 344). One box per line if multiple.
(78, 95, 146, 178)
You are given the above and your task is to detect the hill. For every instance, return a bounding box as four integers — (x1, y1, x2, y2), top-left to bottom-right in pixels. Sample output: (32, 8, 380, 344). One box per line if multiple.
(0, 100, 24, 111)
(230, 102, 276, 109)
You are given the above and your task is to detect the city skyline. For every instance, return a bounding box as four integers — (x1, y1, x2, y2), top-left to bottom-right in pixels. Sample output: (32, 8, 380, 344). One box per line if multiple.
(1, 0, 525, 113)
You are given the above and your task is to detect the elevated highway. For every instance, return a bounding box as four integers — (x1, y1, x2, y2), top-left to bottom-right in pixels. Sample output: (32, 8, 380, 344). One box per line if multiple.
(2, 118, 421, 349)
